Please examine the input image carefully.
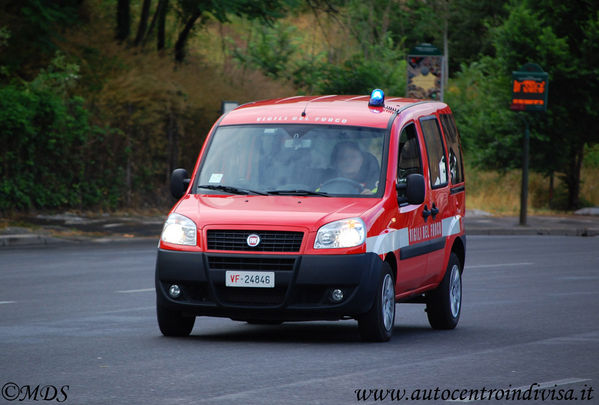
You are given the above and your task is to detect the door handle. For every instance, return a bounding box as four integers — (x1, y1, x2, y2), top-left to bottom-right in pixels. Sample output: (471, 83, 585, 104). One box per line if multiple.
(431, 203, 439, 220)
(422, 205, 431, 222)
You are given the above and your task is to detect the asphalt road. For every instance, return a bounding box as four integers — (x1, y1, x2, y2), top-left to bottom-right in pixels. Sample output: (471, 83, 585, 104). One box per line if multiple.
(1, 236, 598, 404)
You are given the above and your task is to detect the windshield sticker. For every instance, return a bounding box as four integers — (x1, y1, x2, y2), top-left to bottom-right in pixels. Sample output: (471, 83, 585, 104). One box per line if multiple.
(284, 139, 312, 149)
(209, 173, 223, 184)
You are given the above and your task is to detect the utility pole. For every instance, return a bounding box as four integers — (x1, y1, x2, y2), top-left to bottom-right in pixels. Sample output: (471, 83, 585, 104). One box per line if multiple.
(519, 117, 530, 225)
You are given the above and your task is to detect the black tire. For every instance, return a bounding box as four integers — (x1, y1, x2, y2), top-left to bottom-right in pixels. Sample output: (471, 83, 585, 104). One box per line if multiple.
(358, 262, 395, 342)
(157, 304, 195, 337)
(426, 252, 462, 330)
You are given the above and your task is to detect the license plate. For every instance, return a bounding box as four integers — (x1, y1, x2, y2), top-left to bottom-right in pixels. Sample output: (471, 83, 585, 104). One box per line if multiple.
(225, 271, 275, 288)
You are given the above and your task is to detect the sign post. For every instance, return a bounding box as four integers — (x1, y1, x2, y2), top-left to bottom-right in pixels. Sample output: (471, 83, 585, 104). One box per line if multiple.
(407, 43, 444, 101)
(510, 63, 548, 226)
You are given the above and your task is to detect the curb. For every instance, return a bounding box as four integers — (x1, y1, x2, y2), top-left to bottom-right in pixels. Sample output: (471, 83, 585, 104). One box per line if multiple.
(466, 228, 599, 237)
(0, 234, 63, 247)
(1, 228, 596, 248)
(0, 234, 159, 248)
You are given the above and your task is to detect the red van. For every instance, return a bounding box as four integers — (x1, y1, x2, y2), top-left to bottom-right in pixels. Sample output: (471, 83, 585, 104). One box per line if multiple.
(155, 90, 466, 341)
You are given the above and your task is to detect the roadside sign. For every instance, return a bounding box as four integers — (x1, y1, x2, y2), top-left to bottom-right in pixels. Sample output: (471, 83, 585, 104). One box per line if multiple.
(407, 43, 444, 101)
(510, 63, 548, 226)
(510, 63, 548, 112)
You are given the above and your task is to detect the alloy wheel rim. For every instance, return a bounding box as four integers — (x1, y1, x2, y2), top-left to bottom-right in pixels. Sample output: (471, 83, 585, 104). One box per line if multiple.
(449, 265, 461, 318)
(382, 274, 395, 331)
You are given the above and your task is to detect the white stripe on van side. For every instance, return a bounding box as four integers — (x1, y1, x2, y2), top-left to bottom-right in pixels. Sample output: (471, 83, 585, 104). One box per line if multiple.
(365, 228, 409, 255)
(365, 215, 461, 255)
(442, 215, 462, 237)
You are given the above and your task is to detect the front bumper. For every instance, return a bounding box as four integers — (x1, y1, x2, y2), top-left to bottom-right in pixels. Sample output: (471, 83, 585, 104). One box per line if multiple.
(155, 249, 385, 321)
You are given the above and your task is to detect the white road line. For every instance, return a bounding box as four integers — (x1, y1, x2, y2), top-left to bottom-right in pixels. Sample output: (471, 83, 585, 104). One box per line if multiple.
(116, 288, 155, 294)
(0, 301, 16, 305)
(466, 262, 534, 269)
(447, 377, 592, 403)
(100, 306, 155, 314)
(549, 291, 598, 297)
(193, 333, 596, 404)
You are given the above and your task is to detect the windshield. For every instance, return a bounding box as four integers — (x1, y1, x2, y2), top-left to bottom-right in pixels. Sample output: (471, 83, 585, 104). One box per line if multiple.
(195, 124, 386, 197)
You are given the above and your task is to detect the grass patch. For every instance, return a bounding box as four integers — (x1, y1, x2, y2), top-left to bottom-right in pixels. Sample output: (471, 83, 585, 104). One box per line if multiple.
(466, 162, 599, 215)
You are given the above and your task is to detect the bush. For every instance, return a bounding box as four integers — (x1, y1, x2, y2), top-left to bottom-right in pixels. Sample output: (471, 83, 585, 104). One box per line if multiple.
(0, 54, 123, 212)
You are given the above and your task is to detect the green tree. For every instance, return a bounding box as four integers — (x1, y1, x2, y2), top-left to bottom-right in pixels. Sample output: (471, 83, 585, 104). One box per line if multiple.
(490, 0, 599, 209)
(1, 56, 102, 210)
(172, 0, 295, 62)
(232, 0, 408, 95)
(447, 0, 599, 210)
(446, 0, 508, 75)
(0, 0, 82, 77)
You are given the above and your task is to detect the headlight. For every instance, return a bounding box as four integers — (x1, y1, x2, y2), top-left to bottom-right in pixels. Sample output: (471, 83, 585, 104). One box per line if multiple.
(161, 213, 197, 246)
(314, 218, 366, 249)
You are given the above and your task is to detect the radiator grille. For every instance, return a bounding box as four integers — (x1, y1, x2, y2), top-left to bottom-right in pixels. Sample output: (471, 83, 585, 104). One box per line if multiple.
(207, 230, 303, 252)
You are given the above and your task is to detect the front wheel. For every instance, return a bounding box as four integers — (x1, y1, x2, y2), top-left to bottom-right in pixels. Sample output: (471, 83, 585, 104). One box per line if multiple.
(426, 253, 462, 330)
(358, 263, 395, 342)
(157, 304, 195, 337)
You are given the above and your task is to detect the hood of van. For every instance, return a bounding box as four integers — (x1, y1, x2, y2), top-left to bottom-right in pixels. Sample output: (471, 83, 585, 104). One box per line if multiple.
(173, 194, 381, 231)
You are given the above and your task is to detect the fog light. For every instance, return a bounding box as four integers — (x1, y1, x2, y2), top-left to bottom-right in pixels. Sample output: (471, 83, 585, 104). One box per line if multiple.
(168, 284, 181, 299)
(331, 288, 344, 302)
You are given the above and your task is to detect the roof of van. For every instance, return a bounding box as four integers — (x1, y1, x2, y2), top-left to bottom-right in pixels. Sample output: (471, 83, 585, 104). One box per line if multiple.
(219, 95, 447, 129)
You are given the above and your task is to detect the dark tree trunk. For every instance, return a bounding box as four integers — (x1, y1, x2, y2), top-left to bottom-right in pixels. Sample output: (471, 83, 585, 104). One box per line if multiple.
(174, 10, 201, 62)
(565, 143, 585, 210)
(143, 0, 162, 47)
(548, 171, 554, 208)
(116, 0, 131, 42)
(157, 0, 169, 50)
(134, 0, 152, 46)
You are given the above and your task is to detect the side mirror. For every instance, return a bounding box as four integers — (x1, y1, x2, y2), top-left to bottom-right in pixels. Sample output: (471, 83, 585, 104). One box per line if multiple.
(406, 173, 425, 205)
(170, 168, 190, 199)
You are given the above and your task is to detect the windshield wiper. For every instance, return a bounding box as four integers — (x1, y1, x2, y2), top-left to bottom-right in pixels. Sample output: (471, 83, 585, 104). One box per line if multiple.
(197, 184, 267, 195)
(266, 189, 330, 197)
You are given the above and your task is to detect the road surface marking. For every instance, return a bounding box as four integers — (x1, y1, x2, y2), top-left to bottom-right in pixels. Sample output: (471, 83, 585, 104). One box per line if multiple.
(549, 291, 598, 297)
(466, 262, 533, 269)
(116, 288, 154, 293)
(0, 301, 16, 305)
(447, 377, 592, 403)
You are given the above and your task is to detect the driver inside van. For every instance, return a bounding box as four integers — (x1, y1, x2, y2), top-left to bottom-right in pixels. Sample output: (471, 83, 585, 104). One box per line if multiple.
(320, 141, 379, 194)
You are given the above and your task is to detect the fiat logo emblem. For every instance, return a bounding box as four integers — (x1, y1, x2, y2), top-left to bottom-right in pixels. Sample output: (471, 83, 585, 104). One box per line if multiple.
(246, 234, 261, 247)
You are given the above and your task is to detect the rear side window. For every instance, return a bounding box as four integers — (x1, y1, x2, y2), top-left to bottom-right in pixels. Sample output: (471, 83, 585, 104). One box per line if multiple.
(439, 113, 464, 184)
(419, 117, 448, 188)
(397, 123, 423, 201)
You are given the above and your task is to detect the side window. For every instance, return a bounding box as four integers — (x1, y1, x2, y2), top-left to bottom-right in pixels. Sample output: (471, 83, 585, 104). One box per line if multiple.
(397, 123, 422, 200)
(420, 117, 448, 188)
(439, 113, 464, 184)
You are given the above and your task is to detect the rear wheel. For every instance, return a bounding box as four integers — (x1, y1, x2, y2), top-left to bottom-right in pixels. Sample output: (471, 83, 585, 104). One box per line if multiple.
(426, 253, 462, 330)
(157, 304, 195, 337)
(358, 263, 395, 342)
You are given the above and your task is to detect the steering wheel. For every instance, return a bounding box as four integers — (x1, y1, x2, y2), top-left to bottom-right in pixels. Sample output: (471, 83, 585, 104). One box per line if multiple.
(319, 177, 364, 193)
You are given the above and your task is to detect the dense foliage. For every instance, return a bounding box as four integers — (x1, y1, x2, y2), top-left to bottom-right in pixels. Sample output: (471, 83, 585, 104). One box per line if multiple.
(0, 55, 122, 210)
(1, 0, 598, 212)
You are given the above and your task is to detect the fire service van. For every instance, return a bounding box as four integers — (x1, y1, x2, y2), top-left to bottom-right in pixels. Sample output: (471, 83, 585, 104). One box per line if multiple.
(155, 89, 466, 342)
